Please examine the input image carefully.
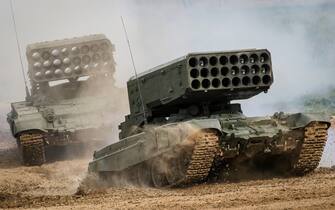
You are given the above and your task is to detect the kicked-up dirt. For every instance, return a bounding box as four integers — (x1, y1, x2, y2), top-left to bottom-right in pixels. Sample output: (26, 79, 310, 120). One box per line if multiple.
(1, 132, 335, 210)
(1, 167, 335, 210)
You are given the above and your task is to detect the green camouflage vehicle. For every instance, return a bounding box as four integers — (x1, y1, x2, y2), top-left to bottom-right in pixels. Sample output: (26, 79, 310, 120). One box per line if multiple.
(7, 34, 121, 166)
(88, 49, 330, 187)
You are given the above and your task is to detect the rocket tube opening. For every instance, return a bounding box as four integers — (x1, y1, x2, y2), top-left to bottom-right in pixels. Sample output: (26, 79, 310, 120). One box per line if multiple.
(252, 76, 261, 85)
(210, 67, 219, 77)
(61, 48, 69, 56)
(219, 56, 228, 65)
(221, 67, 229, 76)
(262, 75, 271, 84)
(45, 70, 52, 78)
(200, 68, 209, 77)
(91, 44, 99, 52)
(64, 67, 72, 75)
(209, 56, 218, 66)
(54, 69, 63, 77)
(260, 53, 269, 63)
(32, 52, 40, 60)
(93, 54, 101, 62)
(222, 78, 231, 87)
(199, 57, 208, 67)
(191, 79, 201, 89)
(232, 77, 240, 86)
(42, 52, 51, 60)
(71, 46, 80, 54)
(74, 66, 82, 74)
(82, 55, 91, 64)
(251, 65, 260, 74)
(34, 72, 42, 79)
(249, 54, 258, 64)
(190, 68, 199, 78)
(231, 66, 239, 75)
(202, 79, 210, 89)
(53, 59, 61, 66)
(261, 64, 270, 74)
(188, 57, 198, 67)
(81, 45, 90, 54)
(239, 54, 248, 64)
(33, 62, 42, 69)
(212, 78, 220, 88)
(73, 57, 81, 65)
(229, 55, 238, 65)
(242, 76, 251, 86)
(241, 65, 249, 75)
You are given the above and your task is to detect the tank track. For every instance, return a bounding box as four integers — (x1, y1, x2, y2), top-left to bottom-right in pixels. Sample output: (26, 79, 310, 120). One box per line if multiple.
(19, 133, 46, 166)
(174, 131, 219, 186)
(292, 122, 328, 175)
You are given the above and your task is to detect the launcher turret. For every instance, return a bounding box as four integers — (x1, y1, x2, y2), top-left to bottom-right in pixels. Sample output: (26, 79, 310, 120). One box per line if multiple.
(126, 49, 273, 122)
(26, 34, 115, 103)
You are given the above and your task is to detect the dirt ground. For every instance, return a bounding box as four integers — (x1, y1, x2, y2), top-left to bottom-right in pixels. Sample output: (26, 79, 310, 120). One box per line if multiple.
(1, 134, 335, 210)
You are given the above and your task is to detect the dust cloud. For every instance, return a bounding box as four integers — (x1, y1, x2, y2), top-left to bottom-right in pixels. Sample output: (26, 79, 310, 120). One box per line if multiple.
(77, 122, 199, 193)
(3, 0, 335, 105)
(117, 0, 335, 166)
(1, 0, 335, 202)
(116, 0, 335, 113)
(3, 0, 335, 113)
(0, 85, 127, 198)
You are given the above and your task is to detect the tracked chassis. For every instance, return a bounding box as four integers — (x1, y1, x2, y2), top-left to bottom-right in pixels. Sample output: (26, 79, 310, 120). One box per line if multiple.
(88, 49, 331, 187)
(89, 118, 330, 187)
(7, 34, 120, 166)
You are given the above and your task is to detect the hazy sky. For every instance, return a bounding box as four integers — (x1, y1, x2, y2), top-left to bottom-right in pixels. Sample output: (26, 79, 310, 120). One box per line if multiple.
(1, 0, 335, 116)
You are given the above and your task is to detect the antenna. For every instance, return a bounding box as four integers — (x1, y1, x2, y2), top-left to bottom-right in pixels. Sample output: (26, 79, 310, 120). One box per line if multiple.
(9, 0, 31, 99)
(120, 16, 147, 123)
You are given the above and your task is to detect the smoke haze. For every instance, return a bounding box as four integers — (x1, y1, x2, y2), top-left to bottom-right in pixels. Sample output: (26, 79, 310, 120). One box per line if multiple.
(1, 0, 334, 108)
(0, 0, 334, 164)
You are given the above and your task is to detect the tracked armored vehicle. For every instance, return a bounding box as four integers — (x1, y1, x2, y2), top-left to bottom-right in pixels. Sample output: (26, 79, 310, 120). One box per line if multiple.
(88, 49, 330, 187)
(7, 34, 122, 166)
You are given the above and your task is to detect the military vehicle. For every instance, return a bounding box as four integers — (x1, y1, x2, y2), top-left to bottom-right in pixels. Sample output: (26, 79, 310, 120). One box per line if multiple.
(88, 49, 330, 187)
(7, 34, 122, 166)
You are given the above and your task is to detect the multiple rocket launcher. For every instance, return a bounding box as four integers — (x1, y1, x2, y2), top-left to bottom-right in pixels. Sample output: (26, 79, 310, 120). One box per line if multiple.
(26, 34, 115, 84)
(25, 34, 273, 118)
(187, 50, 272, 90)
(13, 34, 329, 183)
(127, 49, 273, 116)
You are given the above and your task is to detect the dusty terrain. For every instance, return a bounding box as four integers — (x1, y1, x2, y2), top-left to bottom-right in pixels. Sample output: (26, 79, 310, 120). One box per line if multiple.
(1, 132, 335, 210)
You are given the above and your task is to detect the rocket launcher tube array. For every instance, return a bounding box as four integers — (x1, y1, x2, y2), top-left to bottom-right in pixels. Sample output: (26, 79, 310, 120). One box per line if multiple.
(26, 34, 115, 83)
(188, 51, 272, 90)
(127, 49, 273, 115)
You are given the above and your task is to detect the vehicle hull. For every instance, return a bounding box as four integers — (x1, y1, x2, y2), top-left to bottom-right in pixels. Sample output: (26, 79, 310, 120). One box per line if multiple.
(88, 112, 330, 187)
